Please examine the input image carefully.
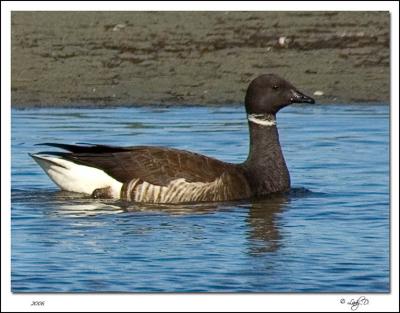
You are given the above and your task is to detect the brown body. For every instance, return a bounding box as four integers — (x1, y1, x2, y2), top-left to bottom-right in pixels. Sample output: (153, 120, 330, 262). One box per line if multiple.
(117, 147, 252, 203)
(55, 145, 253, 203)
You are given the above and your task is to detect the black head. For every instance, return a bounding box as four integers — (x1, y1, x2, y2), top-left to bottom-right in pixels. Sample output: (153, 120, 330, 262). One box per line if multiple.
(245, 74, 315, 115)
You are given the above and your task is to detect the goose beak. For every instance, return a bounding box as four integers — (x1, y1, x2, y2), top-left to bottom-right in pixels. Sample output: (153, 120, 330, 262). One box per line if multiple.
(290, 89, 315, 104)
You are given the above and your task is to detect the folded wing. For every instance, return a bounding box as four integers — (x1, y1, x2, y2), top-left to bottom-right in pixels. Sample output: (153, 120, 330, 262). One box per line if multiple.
(38, 143, 234, 186)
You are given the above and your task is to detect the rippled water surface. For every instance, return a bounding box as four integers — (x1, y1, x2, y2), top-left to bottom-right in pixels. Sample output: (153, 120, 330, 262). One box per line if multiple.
(11, 104, 389, 292)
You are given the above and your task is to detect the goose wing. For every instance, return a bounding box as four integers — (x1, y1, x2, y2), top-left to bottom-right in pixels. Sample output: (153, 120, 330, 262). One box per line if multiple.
(38, 143, 234, 186)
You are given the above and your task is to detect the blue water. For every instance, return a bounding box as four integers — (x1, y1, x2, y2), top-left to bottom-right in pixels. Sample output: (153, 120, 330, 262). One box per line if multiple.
(11, 104, 389, 292)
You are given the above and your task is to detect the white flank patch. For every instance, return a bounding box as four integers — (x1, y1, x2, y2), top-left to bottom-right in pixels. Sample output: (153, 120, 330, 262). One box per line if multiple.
(31, 154, 122, 198)
(247, 114, 276, 126)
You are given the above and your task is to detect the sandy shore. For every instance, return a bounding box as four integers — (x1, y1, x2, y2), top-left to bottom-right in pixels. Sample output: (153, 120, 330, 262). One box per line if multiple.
(11, 11, 389, 108)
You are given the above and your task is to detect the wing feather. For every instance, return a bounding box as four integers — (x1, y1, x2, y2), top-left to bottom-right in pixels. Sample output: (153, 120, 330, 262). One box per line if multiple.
(39, 143, 234, 186)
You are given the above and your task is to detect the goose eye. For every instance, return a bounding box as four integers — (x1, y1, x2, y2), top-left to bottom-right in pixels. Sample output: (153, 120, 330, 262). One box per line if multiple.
(273, 85, 279, 90)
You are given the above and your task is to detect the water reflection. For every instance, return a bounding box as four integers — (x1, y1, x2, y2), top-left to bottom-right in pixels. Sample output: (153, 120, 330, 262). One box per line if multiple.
(245, 196, 288, 255)
(48, 191, 291, 256)
(51, 196, 223, 217)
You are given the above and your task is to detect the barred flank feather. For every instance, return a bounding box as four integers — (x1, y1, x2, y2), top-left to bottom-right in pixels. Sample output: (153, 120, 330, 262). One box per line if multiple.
(121, 173, 251, 204)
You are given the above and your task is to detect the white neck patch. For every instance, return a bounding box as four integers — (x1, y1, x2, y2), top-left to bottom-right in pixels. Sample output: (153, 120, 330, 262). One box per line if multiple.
(247, 114, 276, 126)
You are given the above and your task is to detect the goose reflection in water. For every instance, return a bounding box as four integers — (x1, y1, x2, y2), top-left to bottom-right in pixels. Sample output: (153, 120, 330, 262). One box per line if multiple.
(49, 190, 292, 256)
(245, 196, 288, 255)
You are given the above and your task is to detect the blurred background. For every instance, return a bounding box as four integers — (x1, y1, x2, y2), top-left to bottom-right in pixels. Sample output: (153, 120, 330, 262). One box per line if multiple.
(11, 11, 390, 107)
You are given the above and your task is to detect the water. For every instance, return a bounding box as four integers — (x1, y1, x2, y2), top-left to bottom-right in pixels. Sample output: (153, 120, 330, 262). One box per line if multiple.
(11, 104, 389, 292)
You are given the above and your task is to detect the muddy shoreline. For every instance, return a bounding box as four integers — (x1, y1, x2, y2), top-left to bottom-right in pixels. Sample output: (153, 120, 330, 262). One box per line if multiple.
(11, 12, 390, 108)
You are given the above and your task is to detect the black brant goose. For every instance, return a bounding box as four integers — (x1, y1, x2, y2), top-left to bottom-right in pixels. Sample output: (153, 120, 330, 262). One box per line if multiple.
(31, 74, 314, 203)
